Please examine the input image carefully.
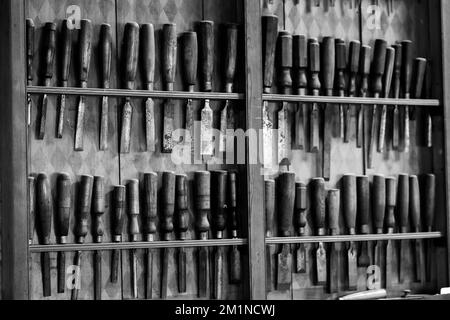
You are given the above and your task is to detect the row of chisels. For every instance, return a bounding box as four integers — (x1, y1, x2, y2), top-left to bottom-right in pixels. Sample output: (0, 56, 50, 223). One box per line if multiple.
(262, 14, 431, 178)
(27, 18, 239, 156)
(265, 172, 436, 293)
(30, 170, 241, 299)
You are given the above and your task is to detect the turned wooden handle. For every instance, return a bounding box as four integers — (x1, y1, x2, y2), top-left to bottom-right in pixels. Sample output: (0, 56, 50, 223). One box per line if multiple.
(397, 174, 410, 233)
(140, 23, 155, 86)
(123, 22, 139, 90)
(195, 171, 211, 236)
(321, 37, 335, 94)
(371, 39, 387, 95)
(385, 177, 397, 232)
(372, 175, 386, 234)
(43, 22, 56, 80)
(309, 40, 321, 92)
(198, 21, 214, 92)
(277, 172, 295, 237)
(60, 20, 72, 84)
(311, 178, 326, 236)
(26, 18, 35, 83)
(28, 176, 36, 242)
(143, 172, 158, 240)
(356, 175, 370, 234)
(348, 40, 361, 96)
(335, 41, 346, 93)
(401, 40, 413, 96)
(392, 44, 402, 99)
(409, 175, 421, 232)
(176, 174, 189, 240)
(211, 170, 228, 238)
(224, 23, 238, 91)
(382, 47, 395, 98)
(295, 182, 307, 235)
(293, 35, 307, 89)
(79, 19, 92, 85)
(327, 189, 340, 236)
(112, 185, 126, 241)
(92, 176, 105, 242)
(100, 24, 112, 88)
(343, 174, 357, 235)
(161, 172, 176, 240)
(412, 58, 427, 99)
(265, 179, 275, 237)
(424, 174, 436, 232)
(358, 45, 371, 96)
(76, 175, 93, 243)
(36, 173, 52, 245)
(181, 31, 198, 89)
(56, 173, 71, 243)
(262, 14, 278, 92)
(127, 179, 140, 241)
(278, 30, 292, 90)
(228, 172, 238, 237)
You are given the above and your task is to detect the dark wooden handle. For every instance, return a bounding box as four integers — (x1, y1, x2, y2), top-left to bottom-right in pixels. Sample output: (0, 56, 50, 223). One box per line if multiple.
(401, 40, 413, 96)
(397, 174, 410, 233)
(277, 172, 295, 237)
(348, 40, 360, 96)
(195, 171, 210, 236)
(392, 44, 402, 98)
(112, 185, 126, 241)
(127, 179, 140, 241)
(181, 31, 198, 88)
(335, 41, 346, 92)
(309, 40, 321, 92)
(356, 175, 370, 234)
(100, 23, 112, 88)
(28, 176, 36, 242)
(123, 22, 139, 90)
(265, 179, 275, 237)
(161, 172, 176, 240)
(143, 172, 158, 240)
(409, 175, 421, 232)
(224, 24, 238, 91)
(382, 47, 395, 98)
(295, 182, 307, 235)
(56, 173, 71, 243)
(311, 178, 326, 236)
(60, 20, 73, 84)
(176, 174, 189, 240)
(79, 19, 92, 85)
(228, 172, 238, 237)
(371, 39, 387, 95)
(293, 35, 308, 89)
(343, 174, 357, 235)
(321, 37, 335, 93)
(198, 21, 214, 92)
(43, 22, 56, 80)
(262, 14, 278, 92)
(92, 176, 105, 242)
(140, 23, 155, 86)
(76, 175, 93, 243)
(359, 45, 371, 96)
(36, 173, 52, 245)
(385, 177, 397, 232)
(372, 175, 386, 234)
(327, 189, 340, 235)
(412, 58, 427, 98)
(212, 170, 228, 238)
(278, 30, 292, 89)
(26, 18, 35, 82)
(424, 174, 436, 232)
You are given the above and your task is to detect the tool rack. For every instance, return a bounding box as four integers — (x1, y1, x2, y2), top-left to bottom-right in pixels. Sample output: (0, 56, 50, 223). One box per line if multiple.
(0, 0, 449, 300)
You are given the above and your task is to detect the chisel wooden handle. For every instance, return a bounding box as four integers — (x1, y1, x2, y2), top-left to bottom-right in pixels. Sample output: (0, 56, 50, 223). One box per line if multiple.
(141, 23, 155, 89)
(401, 40, 413, 98)
(385, 177, 397, 233)
(176, 174, 189, 240)
(343, 174, 357, 235)
(195, 171, 211, 238)
(398, 174, 410, 233)
(357, 45, 371, 148)
(348, 41, 360, 97)
(28, 176, 36, 243)
(295, 183, 307, 236)
(56, 173, 71, 244)
(161, 172, 176, 241)
(309, 40, 321, 153)
(42, 22, 56, 84)
(111, 185, 125, 283)
(357, 175, 370, 234)
(143, 173, 158, 241)
(199, 21, 214, 92)
(60, 20, 72, 87)
(424, 174, 436, 232)
(277, 173, 295, 237)
(76, 175, 93, 243)
(372, 175, 386, 234)
(278, 31, 292, 91)
(378, 47, 395, 152)
(212, 171, 228, 239)
(181, 31, 198, 91)
(127, 179, 139, 242)
(26, 19, 35, 84)
(123, 22, 139, 90)
(92, 176, 105, 243)
(293, 35, 308, 91)
(411, 58, 427, 117)
(311, 178, 326, 236)
(262, 14, 278, 93)
(409, 176, 421, 232)
(79, 19, 92, 87)
(371, 40, 387, 96)
(100, 24, 112, 88)
(327, 189, 340, 236)
(265, 179, 275, 237)
(336, 40, 346, 93)
(392, 44, 402, 149)
(228, 172, 241, 284)
(322, 37, 335, 96)
(224, 24, 238, 92)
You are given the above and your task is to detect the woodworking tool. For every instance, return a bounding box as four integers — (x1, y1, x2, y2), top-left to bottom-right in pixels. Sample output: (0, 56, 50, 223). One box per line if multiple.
(128, 179, 140, 299)
(28, 176, 36, 245)
(276, 172, 295, 291)
(409, 175, 422, 282)
(378, 47, 395, 152)
(372, 175, 386, 274)
(392, 44, 402, 150)
(309, 39, 321, 154)
(141, 23, 156, 152)
(344, 174, 358, 290)
(120, 22, 139, 153)
(425, 65, 433, 148)
(26, 19, 34, 126)
(38, 22, 56, 140)
(292, 35, 307, 150)
(401, 40, 413, 153)
(424, 174, 436, 281)
(143, 172, 158, 298)
(56, 173, 71, 294)
(56, 19, 72, 139)
(397, 174, 409, 283)
(411, 58, 427, 142)
(357, 45, 371, 149)
(339, 289, 387, 300)
(99, 24, 112, 150)
(161, 172, 176, 299)
(335, 39, 346, 141)
(111, 185, 125, 283)
(265, 179, 275, 290)
(74, 19, 92, 151)
(385, 177, 396, 289)
(295, 182, 307, 273)
(327, 189, 340, 294)
(36, 173, 52, 297)
(228, 172, 241, 284)
(92, 176, 105, 300)
(195, 171, 211, 298)
(311, 178, 327, 285)
(357, 175, 370, 268)
(347, 40, 361, 145)
(367, 39, 387, 169)
(322, 37, 335, 180)
(176, 174, 189, 293)
(72, 174, 93, 300)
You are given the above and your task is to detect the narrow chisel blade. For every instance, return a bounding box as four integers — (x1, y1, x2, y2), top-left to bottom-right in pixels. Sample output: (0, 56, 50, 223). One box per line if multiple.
(214, 247, 225, 299)
(71, 251, 82, 300)
(378, 105, 388, 152)
(56, 94, 66, 139)
(218, 101, 230, 153)
(146, 249, 153, 299)
(57, 251, 66, 293)
(74, 96, 86, 151)
(316, 242, 327, 285)
(161, 247, 170, 299)
(347, 242, 358, 291)
(276, 244, 292, 291)
(130, 249, 138, 299)
(328, 243, 339, 294)
(99, 96, 109, 150)
(310, 103, 320, 153)
(38, 94, 48, 140)
(294, 103, 305, 150)
(393, 106, 400, 150)
(120, 100, 133, 153)
(323, 104, 332, 180)
(177, 248, 186, 294)
(198, 247, 209, 298)
(356, 106, 363, 148)
(111, 249, 120, 283)
(145, 98, 155, 152)
(278, 102, 290, 165)
(42, 251, 51, 297)
(413, 239, 422, 282)
(266, 245, 274, 291)
(263, 101, 274, 169)
(94, 250, 102, 300)
(386, 240, 394, 290)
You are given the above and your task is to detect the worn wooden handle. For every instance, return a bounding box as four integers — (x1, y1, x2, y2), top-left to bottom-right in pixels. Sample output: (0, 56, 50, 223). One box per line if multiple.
(123, 22, 139, 90)
(92, 176, 105, 242)
(176, 174, 189, 240)
(36, 173, 52, 245)
(309, 40, 321, 92)
(397, 174, 410, 233)
(385, 177, 397, 232)
(100, 23, 112, 88)
(278, 31, 292, 89)
(358, 45, 372, 96)
(293, 35, 307, 89)
(26, 18, 35, 82)
(28, 176, 36, 243)
(382, 47, 395, 98)
(424, 174, 436, 232)
(43, 22, 56, 80)
(412, 58, 427, 98)
(198, 21, 214, 92)
(143, 173, 158, 240)
(60, 20, 72, 84)
(195, 171, 211, 236)
(140, 23, 155, 86)
(371, 39, 387, 95)
(127, 179, 140, 241)
(277, 172, 295, 237)
(265, 179, 275, 237)
(212, 170, 228, 238)
(392, 44, 402, 98)
(356, 175, 370, 234)
(181, 31, 198, 89)
(372, 175, 386, 234)
(228, 172, 238, 237)
(335, 41, 346, 92)
(295, 182, 307, 235)
(343, 174, 357, 235)
(321, 37, 335, 93)
(348, 40, 360, 96)
(409, 175, 421, 232)
(161, 172, 175, 240)
(224, 24, 238, 91)
(262, 14, 278, 92)
(327, 189, 340, 236)
(56, 173, 71, 243)
(79, 19, 92, 85)
(76, 175, 93, 243)
(112, 185, 126, 241)
(311, 178, 326, 236)
(401, 40, 413, 96)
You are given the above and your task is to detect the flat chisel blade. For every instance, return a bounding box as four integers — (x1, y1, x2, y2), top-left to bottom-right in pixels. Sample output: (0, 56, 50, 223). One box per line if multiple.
(161, 247, 170, 299)
(56, 94, 66, 139)
(276, 244, 292, 291)
(130, 249, 138, 299)
(145, 98, 156, 152)
(316, 242, 327, 285)
(278, 102, 290, 165)
(57, 251, 66, 293)
(296, 243, 306, 273)
(146, 249, 153, 299)
(71, 251, 82, 300)
(38, 94, 48, 140)
(177, 248, 186, 294)
(263, 101, 274, 169)
(198, 246, 209, 298)
(347, 242, 358, 290)
(200, 99, 214, 156)
(74, 96, 87, 151)
(94, 250, 102, 300)
(120, 100, 133, 153)
(99, 96, 109, 150)
(214, 247, 225, 299)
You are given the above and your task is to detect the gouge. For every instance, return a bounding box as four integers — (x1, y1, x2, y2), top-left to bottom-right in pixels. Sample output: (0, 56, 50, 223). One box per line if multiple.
(397, 174, 409, 283)
(56, 20, 72, 139)
(367, 39, 387, 169)
(309, 39, 321, 154)
(322, 37, 335, 180)
(276, 172, 295, 291)
(265, 179, 275, 291)
(344, 174, 358, 290)
(409, 175, 422, 282)
(385, 177, 397, 289)
(28, 176, 36, 245)
(36, 173, 52, 297)
(219, 24, 238, 153)
(26, 19, 35, 126)
(92, 176, 105, 300)
(212, 170, 228, 299)
(198, 21, 214, 157)
(38, 22, 56, 140)
(357, 46, 371, 149)
(372, 175, 386, 272)
(228, 172, 241, 284)
(176, 174, 189, 293)
(56, 173, 71, 294)
(74, 20, 92, 151)
(195, 171, 211, 298)
(347, 40, 361, 145)
(99, 24, 112, 150)
(311, 178, 327, 285)
(392, 44, 402, 150)
(356, 175, 370, 267)
(400, 40, 413, 153)
(141, 23, 156, 152)
(262, 14, 278, 168)
(335, 39, 346, 141)
(72, 175, 93, 300)
(378, 47, 395, 152)
(128, 179, 140, 299)
(292, 35, 307, 150)
(424, 174, 436, 281)
(143, 172, 157, 299)
(411, 58, 427, 139)
(111, 185, 125, 283)
(161, 172, 176, 299)
(120, 22, 139, 154)
(327, 189, 340, 294)
(295, 182, 307, 273)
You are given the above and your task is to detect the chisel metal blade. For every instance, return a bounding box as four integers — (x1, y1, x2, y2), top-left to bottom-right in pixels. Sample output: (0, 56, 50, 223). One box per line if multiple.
(56, 94, 66, 139)
(94, 250, 102, 300)
(71, 251, 82, 300)
(177, 248, 186, 293)
(145, 97, 156, 152)
(162, 99, 175, 153)
(263, 101, 274, 169)
(200, 99, 214, 156)
(75, 96, 87, 151)
(130, 249, 138, 299)
(348, 242, 358, 290)
(413, 239, 422, 282)
(57, 251, 66, 293)
(294, 103, 305, 150)
(385, 240, 394, 289)
(278, 101, 290, 165)
(219, 100, 235, 153)
(100, 96, 109, 150)
(161, 247, 170, 299)
(316, 242, 327, 285)
(120, 99, 133, 153)
(277, 244, 292, 291)
(198, 246, 209, 298)
(214, 247, 225, 299)
(38, 94, 48, 140)
(296, 243, 306, 273)
(146, 248, 153, 299)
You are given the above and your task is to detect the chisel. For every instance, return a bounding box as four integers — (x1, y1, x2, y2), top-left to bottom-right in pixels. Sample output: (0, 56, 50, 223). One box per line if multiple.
(56, 173, 71, 294)
(327, 189, 340, 294)
(127, 179, 140, 299)
(343, 174, 358, 290)
(26, 19, 35, 126)
(292, 35, 307, 150)
(357, 175, 370, 268)
(367, 39, 387, 169)
(262, 14, 278, 169)
(161, 172, 175, 299)
(28, 176, 36, 245)
(36, 173, 52, 297)
(409, 175, 422, 282)
(99, 24, 112, 150)
(176, 174, 189, 293)
(143, 172, 157, 299)
(424, 174, 436, 282)
(276, 172, 295, 291)
(357, 46, 371, 149)
(141, 23, 156, 152)
(411, 58, 427, 139)
(111, 185, 125, 284)
(378, 47, 395, 152)
(385, 177, 397, 289)
(311, 178, 327, 285)
(265, 179, 275, 291)
(322, 37, 335, 180)
(295, 182, 307, 273)
(38, 22, 56, 140)
(119, 22, 139, 154)
(219, 24, 238, 153)
(400, 40, 413, 153)
(372, 175, 386, 272)
(392, 44, 402, 150)
(335, 39, 346, 141)
(228, 172, 241, 284)
(72, 174, 93, 300)
(92, 176, 105, 300)
(397, 174, 409, 283)
(211, 170, 228, 299)
(195, 171, 211, 298)
(347, 41, 361, 144)
(74, 19, 92, 151)
(56, 20, 72, 139)
(198, 21, 214, 157)
(309, 40, 321, 154)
